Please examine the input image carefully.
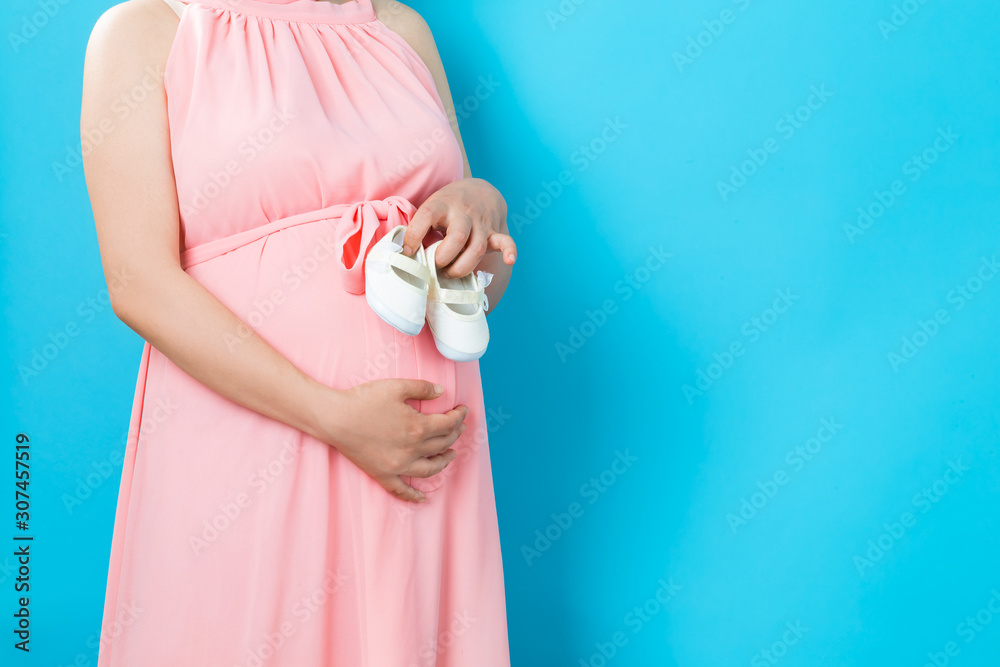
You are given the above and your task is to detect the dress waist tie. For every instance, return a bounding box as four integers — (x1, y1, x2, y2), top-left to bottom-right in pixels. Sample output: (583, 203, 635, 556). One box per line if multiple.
(178, 195, 418, 295)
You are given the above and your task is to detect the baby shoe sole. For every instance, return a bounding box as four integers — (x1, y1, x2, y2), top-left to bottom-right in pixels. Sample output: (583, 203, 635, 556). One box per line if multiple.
(365, 289, 424, 336)
(427, 322, 487, 361)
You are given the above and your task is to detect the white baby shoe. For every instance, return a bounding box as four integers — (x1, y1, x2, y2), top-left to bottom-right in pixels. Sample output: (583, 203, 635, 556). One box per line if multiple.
(364, 225, 431, 336)
(424, 240, 493, 362)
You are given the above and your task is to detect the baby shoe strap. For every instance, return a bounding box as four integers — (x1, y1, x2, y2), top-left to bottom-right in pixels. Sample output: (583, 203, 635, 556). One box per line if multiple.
(368, 247, 430, 283)
(429, 284, 484, 305)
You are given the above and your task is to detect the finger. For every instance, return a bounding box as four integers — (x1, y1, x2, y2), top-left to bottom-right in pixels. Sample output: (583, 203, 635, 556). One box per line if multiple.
(383, 476, 427, 503)
(402, 199, 447, 255)
(413, 421, 466, 458)
(426, 444, 460, 461)
(431, 213, 473, 270)
(417, 405, 469, 439)
(487, 232, 517, 265)
(394, 379, 445, 401)
(443, 228, 489, 278)
(422, 446, 459, 469)
(427, 426, 466, 455)
(405, 448, 458, 479)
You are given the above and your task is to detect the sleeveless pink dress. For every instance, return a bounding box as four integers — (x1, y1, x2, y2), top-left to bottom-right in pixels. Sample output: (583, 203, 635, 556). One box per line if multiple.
(96, 0, 510, 664)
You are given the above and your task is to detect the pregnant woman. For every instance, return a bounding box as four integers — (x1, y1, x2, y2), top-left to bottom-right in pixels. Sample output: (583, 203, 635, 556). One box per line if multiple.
(80, 0, 515, 664)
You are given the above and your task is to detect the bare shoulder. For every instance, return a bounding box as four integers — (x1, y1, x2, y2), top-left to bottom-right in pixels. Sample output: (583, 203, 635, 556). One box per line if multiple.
(83, 0, 178, 79)
(370, 0, 439, 59)
(81, 0, 182, 151)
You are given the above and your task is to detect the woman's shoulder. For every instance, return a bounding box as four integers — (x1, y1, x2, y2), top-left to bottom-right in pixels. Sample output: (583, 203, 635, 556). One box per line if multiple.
(372, 0, 427, 25)
(82, 0, 177, 120)
(371, 0, 437, 51)
(85, 0, 178, 67)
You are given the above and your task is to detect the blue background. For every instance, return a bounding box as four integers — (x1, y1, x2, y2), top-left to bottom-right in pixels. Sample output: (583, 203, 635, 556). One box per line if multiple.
(3, 0, 999, 665)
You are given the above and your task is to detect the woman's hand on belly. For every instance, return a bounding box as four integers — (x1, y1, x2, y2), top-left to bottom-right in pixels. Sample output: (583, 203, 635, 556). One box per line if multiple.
(311, 378, 468, 503)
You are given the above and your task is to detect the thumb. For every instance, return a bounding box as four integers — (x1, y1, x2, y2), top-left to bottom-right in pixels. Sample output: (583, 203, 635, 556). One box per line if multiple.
(396, 378, 444, 401)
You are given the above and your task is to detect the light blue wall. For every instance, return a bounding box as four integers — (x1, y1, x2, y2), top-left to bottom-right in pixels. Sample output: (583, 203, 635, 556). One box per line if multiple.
(2, 0, 999, 665)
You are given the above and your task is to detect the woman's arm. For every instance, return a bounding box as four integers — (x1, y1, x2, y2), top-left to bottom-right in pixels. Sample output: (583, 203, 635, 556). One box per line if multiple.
(376, 1, 516, 313)
(81, 0, 465, 502)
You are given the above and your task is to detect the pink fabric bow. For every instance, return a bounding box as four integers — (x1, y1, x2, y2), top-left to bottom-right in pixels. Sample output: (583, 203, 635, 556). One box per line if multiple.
(333, 195, 417, 295)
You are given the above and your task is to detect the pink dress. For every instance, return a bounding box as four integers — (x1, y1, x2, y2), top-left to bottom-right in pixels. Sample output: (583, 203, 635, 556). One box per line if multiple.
(96, 0, 510, 664)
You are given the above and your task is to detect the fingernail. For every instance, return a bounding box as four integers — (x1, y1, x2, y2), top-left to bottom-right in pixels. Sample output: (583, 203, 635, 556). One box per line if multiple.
(459, 423, 467, 433)
(433, 383, 443, 394)
(417, 495, 427, 503)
